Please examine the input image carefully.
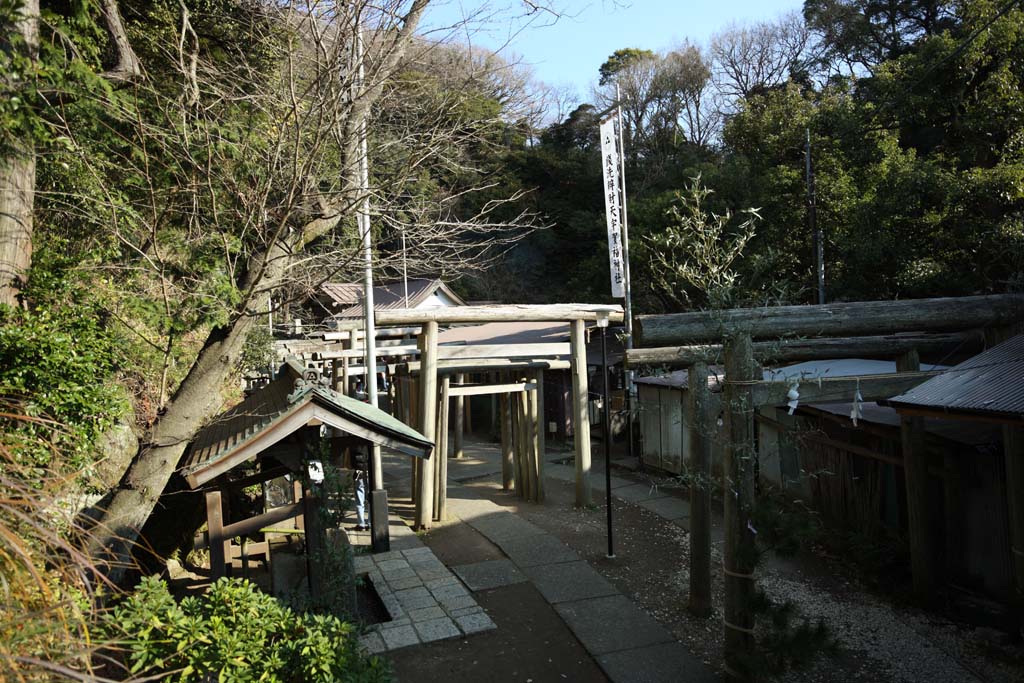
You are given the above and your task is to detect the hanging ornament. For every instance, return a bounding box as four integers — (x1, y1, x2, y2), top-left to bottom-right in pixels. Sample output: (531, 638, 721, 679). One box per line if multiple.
(787, 382, 800, 415)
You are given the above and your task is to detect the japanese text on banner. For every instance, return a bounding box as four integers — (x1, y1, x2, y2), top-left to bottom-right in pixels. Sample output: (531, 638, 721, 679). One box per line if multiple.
(600, 117, 625, 298)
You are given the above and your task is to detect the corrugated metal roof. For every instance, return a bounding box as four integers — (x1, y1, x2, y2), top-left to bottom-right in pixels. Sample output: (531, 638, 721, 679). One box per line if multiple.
(886, 334, 1024, 419)
(182, 365, 433, 482)
(326, 279, 467, 319)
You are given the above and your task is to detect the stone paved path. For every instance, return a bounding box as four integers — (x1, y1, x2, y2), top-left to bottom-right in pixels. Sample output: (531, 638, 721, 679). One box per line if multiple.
(352, 529, 496, 653)
(355, 439, 720, 682)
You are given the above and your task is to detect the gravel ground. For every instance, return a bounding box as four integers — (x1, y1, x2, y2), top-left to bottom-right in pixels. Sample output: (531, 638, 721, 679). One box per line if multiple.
(463, 469, 1024, 682)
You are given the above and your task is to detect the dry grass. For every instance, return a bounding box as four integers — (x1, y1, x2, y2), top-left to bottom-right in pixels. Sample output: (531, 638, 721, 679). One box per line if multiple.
(0, 408, 127, 682)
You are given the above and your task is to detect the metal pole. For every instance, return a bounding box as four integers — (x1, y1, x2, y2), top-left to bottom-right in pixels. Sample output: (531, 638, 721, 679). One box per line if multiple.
(355, 16, 388, 551)
(401, 228, 409, 307)
(601, 325, 615, 559)
(615, 86, 637, 469)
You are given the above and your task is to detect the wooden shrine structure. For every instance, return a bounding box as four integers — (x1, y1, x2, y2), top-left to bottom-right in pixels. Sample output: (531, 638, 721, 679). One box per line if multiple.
(181, 361, 433, 587)
(376, 304, 624, 530)
(626, 293, 1024, 670)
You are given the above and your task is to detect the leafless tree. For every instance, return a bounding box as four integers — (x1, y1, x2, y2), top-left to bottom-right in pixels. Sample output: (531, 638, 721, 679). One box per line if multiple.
(710, 11, 811, 105)
(27, 0, 559, 580)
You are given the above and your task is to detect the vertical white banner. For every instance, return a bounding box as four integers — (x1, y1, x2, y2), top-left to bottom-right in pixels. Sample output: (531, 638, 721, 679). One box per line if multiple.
(600, 117, 626, 298)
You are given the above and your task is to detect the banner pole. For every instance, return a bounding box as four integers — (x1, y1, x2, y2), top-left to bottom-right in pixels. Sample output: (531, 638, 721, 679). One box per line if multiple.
(615, 85, 637, 467)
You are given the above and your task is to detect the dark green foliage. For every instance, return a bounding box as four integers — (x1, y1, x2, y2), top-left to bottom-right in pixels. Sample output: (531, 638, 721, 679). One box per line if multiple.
(732, 589, 837, 680)
(0, 250, 127, 477)
(598, 47, 657, 85)
(103, 576, 389, 683)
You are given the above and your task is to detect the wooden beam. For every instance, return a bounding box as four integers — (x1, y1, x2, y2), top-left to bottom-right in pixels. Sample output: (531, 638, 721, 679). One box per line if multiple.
(399, 358, 571, 374)
(751, 371, 939, 407)
(687, 362, 714, 618)
(898, 350, 936, 601)
(570, 319, 593, 506)
(723, 334, 758, 668)
(636, 294, 1024, 346)
(416, 321, 439, 530)
(627, 331, 983, 367)
(438, 343, 570, 360)
(448, 382, 538, 397)
(376, 304, 625, 325)
(195, 502, 304, 550)
(323, 325, 421, 340)
(319, 345, 420, 360)
(1004, 425, 1024, 609)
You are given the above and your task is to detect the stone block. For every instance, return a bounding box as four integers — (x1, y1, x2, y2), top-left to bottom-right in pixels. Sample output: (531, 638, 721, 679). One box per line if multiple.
(413, 617, 461, 643)
(455, 611, 496, 635)
(437, 594, 476, 612)
(395, 586, 438, 611)
(358, 632, 386, 655)
(597, 642, 718, 683)
(377, 558, 411, 572)
(522, 560, 618, 604)
(430, 583, 469, 602)
(453, 559, 527, 592)
(407, 605, 446, 622)
(554, 595, 673, 656)
(497, 534, 579, 568)
(380, 624, 419, 651)
(386, 576, 423, 591)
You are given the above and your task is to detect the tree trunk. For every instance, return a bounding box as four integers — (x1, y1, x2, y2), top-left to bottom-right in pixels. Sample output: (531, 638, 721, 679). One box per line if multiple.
(87, 240, 288, 581)
(86, 307, 259, 581)
(0, 1, 39, 308)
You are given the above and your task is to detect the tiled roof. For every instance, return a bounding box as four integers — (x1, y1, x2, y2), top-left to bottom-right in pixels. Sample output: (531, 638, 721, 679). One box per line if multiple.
(323, 279, 466, 319)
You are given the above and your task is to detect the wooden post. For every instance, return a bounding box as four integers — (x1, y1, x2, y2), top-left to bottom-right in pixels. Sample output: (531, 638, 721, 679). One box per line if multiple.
(454, 372, 465, 459)
(898, 349, 936, 599)
(205, 490, 228, 580)
(526, 381, 540, 502)
(415, 321, 439, 530)
(943, 448, 962, 581)
(570, 319, 592, 507)
(1004, 425, 1024, 609)
(510, 392, 522, 495)
(436, 375, 450, 521)
(410, 375, 420, 502)
(341, 357, 350, 396)
(688, 361, 714, 617)
(303, 484, 324, 599)
(723, 334, 757, 669)
(292, 478, 304, 532)
(500, 392, 514, 490)
(331, 359, 341, 393)
(536, 369, 546, 502)
(517, 390, 532, 500)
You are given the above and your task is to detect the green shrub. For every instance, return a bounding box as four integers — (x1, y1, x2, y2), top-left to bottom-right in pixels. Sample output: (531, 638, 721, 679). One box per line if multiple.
(102, 576, 388, 683)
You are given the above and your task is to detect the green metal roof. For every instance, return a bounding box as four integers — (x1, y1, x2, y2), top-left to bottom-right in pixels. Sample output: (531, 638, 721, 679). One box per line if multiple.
(181, 364, 432, 487)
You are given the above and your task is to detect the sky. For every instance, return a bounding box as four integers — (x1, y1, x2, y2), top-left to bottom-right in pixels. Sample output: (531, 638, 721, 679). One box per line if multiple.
(421, 0, 804, 99)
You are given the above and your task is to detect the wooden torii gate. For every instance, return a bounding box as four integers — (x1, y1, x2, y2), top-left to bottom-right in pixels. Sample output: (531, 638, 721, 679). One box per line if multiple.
(628, 293, 1024, 672)
(377, 304, 624, 530)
